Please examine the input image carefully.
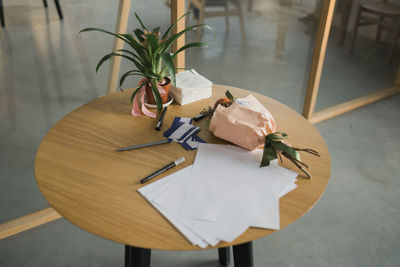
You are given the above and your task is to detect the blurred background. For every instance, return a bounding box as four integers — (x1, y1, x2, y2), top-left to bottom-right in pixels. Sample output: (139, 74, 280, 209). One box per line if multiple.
(1, 0, 399, 266)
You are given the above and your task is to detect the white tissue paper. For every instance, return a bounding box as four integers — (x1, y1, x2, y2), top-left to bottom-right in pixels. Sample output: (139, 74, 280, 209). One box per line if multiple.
(171, 69, 212, 105)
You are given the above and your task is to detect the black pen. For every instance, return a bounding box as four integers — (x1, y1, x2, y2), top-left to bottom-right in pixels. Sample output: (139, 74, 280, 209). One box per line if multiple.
(155, 107, 168, 131)
(193, 112, 208, 122)
(140, 157, 185, 184)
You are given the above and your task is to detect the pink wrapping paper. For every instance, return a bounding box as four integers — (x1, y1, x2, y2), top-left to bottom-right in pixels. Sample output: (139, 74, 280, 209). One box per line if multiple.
(132, 78, 167, 119)
(209, 95, 276, 150)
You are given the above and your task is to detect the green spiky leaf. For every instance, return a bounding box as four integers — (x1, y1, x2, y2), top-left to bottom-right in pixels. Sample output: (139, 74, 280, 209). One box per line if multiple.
(147, 34, 159, 59)
(172, 42, 208, 57)
(161, 24, 214, 54)
(134, 12, 147, 30)
(133, 29, 145, 42)
(150, 79, 163, 113)
(161, 12, 191, 40)
(161, 52, 175, 86)
(130, 81, 147, 103)
(120, 70, 143, 87)
(79, 28, 129, 43)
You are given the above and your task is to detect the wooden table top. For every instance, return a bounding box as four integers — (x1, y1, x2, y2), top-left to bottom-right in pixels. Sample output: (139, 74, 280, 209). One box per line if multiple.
(35, 84, 331, 250)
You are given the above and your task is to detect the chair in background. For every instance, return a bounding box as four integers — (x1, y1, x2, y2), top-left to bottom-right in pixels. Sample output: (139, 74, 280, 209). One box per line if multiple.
(43, 0, 63, 20)
(0, 0, 63, 27)
(0, 0, 5, 27)
(189, 0, 246, 43)
(350, 0, 400, 62)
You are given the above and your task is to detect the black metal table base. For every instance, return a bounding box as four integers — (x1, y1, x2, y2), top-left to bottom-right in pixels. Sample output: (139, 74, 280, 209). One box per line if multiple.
(125, 245, 151, 267)
(218, 247, 230, 266)
(125, 241, 252, 267)
(233, 241, 253, 267)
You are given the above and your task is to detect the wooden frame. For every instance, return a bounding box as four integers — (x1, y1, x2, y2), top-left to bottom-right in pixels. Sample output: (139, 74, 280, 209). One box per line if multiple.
(106, 0, 132, 94)
(3, 0, 398, 240)
(310, 86, 400, 124)
(0, 208, 61, 239)
(302, 0, 336, 120)
(171, 0, 186, 71)
(303, 0, 400, 123)
(1, 0, 186, 240)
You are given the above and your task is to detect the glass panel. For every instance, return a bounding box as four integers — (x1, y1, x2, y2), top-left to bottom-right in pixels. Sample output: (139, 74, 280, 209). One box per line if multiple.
(0, 0, 322, 222)
(185, 0, 321, 113)
(316, 0, 399, 112)
(0, 0, 121, 222)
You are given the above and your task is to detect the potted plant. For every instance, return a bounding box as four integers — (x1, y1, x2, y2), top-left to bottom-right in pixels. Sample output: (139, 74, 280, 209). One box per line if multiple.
(80, 13, 213, 117)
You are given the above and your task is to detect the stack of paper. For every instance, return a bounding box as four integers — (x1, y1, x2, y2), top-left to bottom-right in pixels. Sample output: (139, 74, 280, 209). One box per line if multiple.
(138, 144, 298, 248)
(171, 70, 212, 105)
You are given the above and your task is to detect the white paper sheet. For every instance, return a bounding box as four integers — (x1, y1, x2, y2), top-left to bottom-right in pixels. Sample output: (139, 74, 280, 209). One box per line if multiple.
(139, 166, 248, 245)
(138, 167, 209, 247)
(277, 166, 298, 198)
(138, 144, 299, 247)
(152, 170, 248, 243)
(180, 144, 281, 229)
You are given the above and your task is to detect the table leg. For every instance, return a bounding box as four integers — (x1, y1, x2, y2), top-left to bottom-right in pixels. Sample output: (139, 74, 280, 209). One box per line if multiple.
(337, 0, 353, 46)
(218, 247, 230, 266)
(53, 0, 63, 20)
(125, 245, 151, 267)
(125, 245, 132, 267)
(0, 0, 5, 28)
(233, 241, 253, 267)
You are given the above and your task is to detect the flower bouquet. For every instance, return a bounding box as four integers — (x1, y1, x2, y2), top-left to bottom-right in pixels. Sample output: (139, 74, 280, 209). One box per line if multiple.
(204, 91, 320, 178)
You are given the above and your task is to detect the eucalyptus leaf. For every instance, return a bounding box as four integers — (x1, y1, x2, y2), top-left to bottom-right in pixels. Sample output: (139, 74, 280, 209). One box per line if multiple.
(273, 142, 300, 161)
(225, 90, 234, 101)
(269, 132, 288, 141)
(260, 145, 277, 167)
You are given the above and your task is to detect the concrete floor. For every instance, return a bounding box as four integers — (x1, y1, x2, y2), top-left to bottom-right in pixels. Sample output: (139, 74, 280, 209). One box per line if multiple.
(1, 0, 399, 266)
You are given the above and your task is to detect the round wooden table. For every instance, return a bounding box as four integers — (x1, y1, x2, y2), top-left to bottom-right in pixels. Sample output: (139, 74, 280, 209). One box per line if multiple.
(35, 85, 331, 266)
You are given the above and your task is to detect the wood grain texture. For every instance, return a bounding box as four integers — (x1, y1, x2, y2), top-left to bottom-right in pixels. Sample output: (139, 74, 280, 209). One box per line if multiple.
(106, 0, 132, 94)
(310, 86, 399, 124)
(35, 85, 331, 250)
(0, 208, 61, 240)
(171, 0, 186, 72)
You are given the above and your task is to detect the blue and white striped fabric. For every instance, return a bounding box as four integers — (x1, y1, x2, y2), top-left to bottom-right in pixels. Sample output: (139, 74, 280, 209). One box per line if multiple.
(164, 117, 205, 150)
